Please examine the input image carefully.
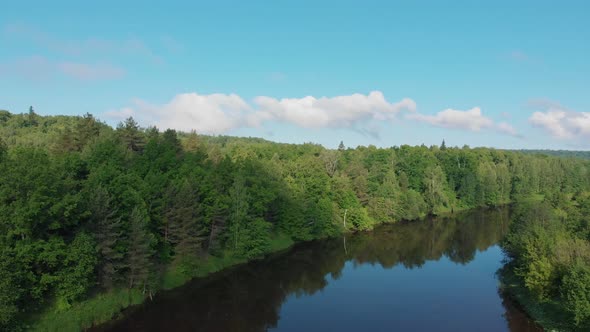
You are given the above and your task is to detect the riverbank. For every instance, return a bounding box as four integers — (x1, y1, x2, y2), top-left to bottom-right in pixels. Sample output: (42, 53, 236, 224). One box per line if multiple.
(88, 207, 531, 332)
(27, 199, 538, 332)
(27, 234, 296, 332)
(498, 265, 573, 332)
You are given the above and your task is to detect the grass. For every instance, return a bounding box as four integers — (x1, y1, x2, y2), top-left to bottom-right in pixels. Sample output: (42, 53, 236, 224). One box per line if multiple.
(161, 253, 248, 290)
(26, 232, 296, 332)
(26, 289, 145, 332)
(498, 266, 573, 332)
(267, 232, 295, 252)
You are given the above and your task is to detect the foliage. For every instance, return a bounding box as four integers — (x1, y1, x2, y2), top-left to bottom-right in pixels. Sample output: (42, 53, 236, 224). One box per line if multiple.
(562, 261, 590, 326)
(502, 194, 590, 329)
(1, 109, 590, 330)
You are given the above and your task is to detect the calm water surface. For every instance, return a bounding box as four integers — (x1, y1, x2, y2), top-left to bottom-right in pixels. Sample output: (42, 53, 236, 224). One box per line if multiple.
(95, 207, 542, 332)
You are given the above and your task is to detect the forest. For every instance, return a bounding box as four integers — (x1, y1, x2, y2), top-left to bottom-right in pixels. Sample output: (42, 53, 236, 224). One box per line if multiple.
(1, 108, 590, 331)
(502, 193, 590, 330)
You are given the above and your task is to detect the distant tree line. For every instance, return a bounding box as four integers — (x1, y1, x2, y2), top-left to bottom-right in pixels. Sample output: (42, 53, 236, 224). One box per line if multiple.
(517, 149, 590, 160)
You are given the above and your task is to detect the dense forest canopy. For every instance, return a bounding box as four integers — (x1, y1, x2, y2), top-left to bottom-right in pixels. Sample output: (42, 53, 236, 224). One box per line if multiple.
(1, 109, 590, 330)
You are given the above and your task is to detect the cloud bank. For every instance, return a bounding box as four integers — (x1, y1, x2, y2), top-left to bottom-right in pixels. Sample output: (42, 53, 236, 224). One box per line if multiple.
(107, 92, 526, 140)
(253, 91, 416, 128)
(407, 107, 492, 131)
(407, 107, 521, 137)
(106, 91, 417, 135)
(529, 99, 590, 140)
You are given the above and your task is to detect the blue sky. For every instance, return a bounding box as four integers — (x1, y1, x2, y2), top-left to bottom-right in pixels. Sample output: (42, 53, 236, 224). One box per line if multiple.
(1, 0, 589, 149)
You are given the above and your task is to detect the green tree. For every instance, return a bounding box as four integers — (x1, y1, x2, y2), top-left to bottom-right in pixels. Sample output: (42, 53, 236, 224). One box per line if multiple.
(423, 165, 449, 213)
(0, 138, 6, 161)
(54, 232, 97, 309)
(562, 261, 590, 326)
(126, 207, 154, 290)
(401, 189, 427, 220)
(27, 106, 38, 127)
(477, 161, 500, 206)
(0, 248, 26, 328)
(74, 113, 101, 151)
(229, 174, 250, 253)
(90, 186, 124, 289)
(117, 117, 144, 152)
(166, 180, 206, 269)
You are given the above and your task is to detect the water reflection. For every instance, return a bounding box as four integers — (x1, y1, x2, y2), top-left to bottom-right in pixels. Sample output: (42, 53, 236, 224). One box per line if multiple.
(94, 207, 541, 332)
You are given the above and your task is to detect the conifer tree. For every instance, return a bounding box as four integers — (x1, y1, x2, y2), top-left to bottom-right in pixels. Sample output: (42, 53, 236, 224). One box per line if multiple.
(90, 186, 124, 289)
(230, 174, 250, 253)
(74, 113, 101, 151)
(117, 117, 145, 152)
(127, 207, 154, 289)
(166, 181, 206, 267)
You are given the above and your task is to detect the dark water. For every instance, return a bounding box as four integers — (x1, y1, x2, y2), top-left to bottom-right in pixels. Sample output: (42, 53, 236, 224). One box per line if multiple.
(95, 207, 543, 332)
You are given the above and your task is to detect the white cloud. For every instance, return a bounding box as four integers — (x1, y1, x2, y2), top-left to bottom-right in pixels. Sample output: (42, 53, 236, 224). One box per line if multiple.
(496, 122, 520, 137)
(103, 107, 135, 120)
(106, 91, 416, 135)
(112, 93, 251, 135)
(254, 91, 416, 128)
(529, 100, 590, 140)
(407, 107, 521, 137)
(407, 107, 493, 131)
(107, 92, 523, 139)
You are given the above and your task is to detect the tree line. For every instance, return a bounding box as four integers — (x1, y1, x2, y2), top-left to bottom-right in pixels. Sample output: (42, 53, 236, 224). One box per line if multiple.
(1, 109, 589, 329)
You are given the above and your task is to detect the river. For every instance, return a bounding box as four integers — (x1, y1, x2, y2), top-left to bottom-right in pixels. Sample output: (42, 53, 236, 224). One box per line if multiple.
(94, 207, 542, 332)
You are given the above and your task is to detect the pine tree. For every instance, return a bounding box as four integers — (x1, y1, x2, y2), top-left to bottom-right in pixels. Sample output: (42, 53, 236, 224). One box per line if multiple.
(166, 181, 206, 268)
(74, 113, 101, 151)
(162, 129, 182, 154)
(230, 174, 249, 253)
(117, 117, 145, 152)
(338, 141, 345, 151)
(90, 187, 124, 290)
(207, 199, 228, 255)
(27, 106, 38, 127)
(126, 207, 153, 289)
